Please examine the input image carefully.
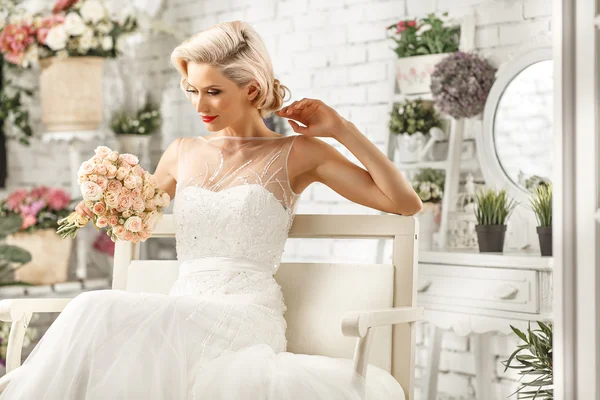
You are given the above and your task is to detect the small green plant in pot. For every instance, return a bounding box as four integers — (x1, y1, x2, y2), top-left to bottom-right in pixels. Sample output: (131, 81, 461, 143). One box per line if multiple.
(530, 183, 552, 256)
(474, 188, 516, 252)
(502, 322, 553, 399)
(389, 99, 443, 163)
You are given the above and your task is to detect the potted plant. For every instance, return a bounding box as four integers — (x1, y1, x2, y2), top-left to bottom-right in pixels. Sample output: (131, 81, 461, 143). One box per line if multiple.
(110, 97, 161, 160)
(474, 188, 517, 252)
(389, 99, 444, 163)
(1, 186, 74, 285)
(0, 0, 138, 132)
(530, 183, 552, 256)
(502, 322, 553, 399)
(386, 13, 460, 95)
(412, 168, 444, 250)
(430, 51, 497, 119)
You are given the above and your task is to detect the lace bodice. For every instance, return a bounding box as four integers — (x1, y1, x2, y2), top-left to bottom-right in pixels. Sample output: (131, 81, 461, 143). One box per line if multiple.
(173, 134, 300, 273)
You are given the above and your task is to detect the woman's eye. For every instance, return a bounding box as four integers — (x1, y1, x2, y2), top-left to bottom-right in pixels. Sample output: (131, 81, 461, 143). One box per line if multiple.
(186, 89, 197, 94)
(208, 90, 220, 95)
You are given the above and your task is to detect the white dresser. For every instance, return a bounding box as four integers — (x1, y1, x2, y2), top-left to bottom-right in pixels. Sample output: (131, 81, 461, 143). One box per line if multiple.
(416, 250, 553, 400)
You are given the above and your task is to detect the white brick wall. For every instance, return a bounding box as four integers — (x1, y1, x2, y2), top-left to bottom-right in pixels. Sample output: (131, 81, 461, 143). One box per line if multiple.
(2, 0, 550, 398)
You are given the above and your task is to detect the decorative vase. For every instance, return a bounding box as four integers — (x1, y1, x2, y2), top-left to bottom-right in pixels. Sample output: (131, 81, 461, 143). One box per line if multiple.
(5, 229, 73, 285)
(475, 224, 507, 253)
(395, 53, 452, 95)
(418, 203, 440, 250)
(395, 132, 428, 163)
(536, 226, 552, 256)
(39, 56, 105, 132)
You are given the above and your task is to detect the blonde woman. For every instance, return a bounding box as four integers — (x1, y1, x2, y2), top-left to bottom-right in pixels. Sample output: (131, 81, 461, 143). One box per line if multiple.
(0, 21, 421, 399)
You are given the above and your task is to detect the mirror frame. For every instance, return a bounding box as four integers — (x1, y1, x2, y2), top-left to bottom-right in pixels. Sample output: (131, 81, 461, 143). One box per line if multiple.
(478, 47, 553, 205)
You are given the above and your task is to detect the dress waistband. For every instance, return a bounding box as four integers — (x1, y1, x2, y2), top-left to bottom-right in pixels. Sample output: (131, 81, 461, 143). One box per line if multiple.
(179, 257, 273, 276)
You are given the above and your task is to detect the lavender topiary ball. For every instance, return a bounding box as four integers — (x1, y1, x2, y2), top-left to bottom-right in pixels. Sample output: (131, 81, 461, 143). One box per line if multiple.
(430, 51, 497, 119)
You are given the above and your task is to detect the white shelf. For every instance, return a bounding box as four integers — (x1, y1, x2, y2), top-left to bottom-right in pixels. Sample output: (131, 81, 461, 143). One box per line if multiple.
(393, 93, 433, 103)
(395, 160, 448, 170)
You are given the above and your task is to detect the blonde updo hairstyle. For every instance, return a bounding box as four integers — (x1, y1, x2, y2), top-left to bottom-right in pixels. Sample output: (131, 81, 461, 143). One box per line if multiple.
(170, 21, 290, 118)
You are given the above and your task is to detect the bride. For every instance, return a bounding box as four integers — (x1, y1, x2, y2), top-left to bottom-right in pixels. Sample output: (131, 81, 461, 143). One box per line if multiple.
(0, 21, 422, 399)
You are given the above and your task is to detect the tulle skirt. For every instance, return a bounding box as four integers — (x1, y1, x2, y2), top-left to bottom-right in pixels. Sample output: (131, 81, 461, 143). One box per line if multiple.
(0, 257, 404, 399)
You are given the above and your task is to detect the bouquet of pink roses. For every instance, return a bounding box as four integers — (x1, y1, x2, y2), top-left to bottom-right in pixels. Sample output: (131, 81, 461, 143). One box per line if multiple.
(57, 146, 170, 243)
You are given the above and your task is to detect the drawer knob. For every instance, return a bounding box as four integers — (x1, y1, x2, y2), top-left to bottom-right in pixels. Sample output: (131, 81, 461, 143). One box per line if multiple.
(418, 280, 432, 293)
(493, 284, 519, 300)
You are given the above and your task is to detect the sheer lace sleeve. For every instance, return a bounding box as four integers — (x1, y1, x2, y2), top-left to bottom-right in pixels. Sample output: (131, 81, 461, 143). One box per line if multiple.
(176, 135, 301, 214)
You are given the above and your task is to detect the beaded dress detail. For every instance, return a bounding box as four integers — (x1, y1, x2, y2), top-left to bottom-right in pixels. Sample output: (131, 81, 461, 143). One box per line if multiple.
(0, 135, 404, 400)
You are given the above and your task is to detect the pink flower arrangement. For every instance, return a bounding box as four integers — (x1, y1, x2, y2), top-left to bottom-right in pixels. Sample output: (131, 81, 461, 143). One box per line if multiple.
(0, 0, 138, 69)
(0, 186, 73, 232)
(57, 146, 170, 243)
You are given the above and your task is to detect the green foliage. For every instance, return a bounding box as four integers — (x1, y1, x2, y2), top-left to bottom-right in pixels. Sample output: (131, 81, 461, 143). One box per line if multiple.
(502, 322, 553, 399)
(389, 99, 441, 135)
(530, 184, 552, 227)
(474, 188, 517, 225)
(110, 99, 161, 135)
(386, 13, 460, 58)
(0, 214, 32, 287)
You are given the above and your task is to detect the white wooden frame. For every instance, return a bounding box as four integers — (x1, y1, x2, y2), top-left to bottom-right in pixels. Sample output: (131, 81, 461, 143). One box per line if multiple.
(554, 0, 600, 398)
(0, 214, 423, 398)
(479, 46, 553, 205)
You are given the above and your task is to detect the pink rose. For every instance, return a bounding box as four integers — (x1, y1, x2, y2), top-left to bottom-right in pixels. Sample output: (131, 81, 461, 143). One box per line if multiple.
(132, 188, 142, 198)
(107, 151, 119, 162)
(81, 181, 103, 201)
(93, 202, 107, 216)
(161, 192, 171, 208)
(113, 225, 126, 238)
(145, 174, 157, 187)
(30, 186, 50, 199)
(95, 164, 107, 176)
(123, 230, 134, 241)
(79, 161, 95, 176)
(145, 199, 156, 211)
(138, 230, 150, 241)
(116, 168, 128, 181)
(96, 216, 108, 228)
(124, 216, 143, 233)
(142, 184, 155, 200)
(131, 165, 143, 177)
(122, 210, 132, 218)
(52, 0, 78, 13)
(96, 176, 108, 190)
(120, 154, 139, 166)
(117, 195, 133, 212)
(106, 164, 117, 178)
(104, 191, 119, 208)
(123, 175, 137, 190)
(132, 198, 145, 213)
(108, 215, 119, 226)
(120, 187, 131, 197)
(94, 146, 111, 159)
(107, 179, 122, 192)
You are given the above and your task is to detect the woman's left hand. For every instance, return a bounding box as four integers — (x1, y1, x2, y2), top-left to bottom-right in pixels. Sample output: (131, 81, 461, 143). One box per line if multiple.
(275, 98, 346, 138)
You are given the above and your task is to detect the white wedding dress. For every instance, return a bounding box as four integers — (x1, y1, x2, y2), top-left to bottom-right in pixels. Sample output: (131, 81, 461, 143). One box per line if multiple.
(0, 135, 404, 399)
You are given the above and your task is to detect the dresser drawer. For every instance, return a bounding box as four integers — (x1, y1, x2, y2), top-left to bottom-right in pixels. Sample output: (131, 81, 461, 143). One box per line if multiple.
(417, 263, 539, 314)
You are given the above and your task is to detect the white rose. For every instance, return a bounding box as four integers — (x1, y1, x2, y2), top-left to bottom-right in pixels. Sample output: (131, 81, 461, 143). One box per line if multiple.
(80, 0, 106, 24)
(96, 21, 113, 34)
(78, 28, 94, 52)
(64, 12, 86, 36)
(45, 25, 68, 51)
(101, 36, 113, 51)
(80, 181, 103, 201)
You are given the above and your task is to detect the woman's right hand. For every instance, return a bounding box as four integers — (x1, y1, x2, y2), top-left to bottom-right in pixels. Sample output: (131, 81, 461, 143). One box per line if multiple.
(75, 200, 93, 218)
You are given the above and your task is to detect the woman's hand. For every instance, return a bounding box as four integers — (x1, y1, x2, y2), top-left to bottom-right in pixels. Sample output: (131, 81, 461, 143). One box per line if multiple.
(75, 200, 93, 218)
(275, 98, 346, 139)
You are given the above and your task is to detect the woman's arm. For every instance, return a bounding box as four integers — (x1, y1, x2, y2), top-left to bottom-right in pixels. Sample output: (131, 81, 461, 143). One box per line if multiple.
(152, 137, 182, 201)
(277, 99, 422, 216)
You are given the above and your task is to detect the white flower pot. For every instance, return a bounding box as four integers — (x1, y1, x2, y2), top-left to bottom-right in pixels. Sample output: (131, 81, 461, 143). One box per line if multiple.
(117, 134, 152, 154)
(418, 204, 440, 250)
(39, 56, 105, 132)
(395, 53, 452, 95)
(395, 132, 428, 163)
